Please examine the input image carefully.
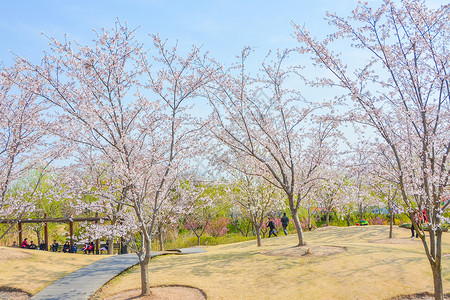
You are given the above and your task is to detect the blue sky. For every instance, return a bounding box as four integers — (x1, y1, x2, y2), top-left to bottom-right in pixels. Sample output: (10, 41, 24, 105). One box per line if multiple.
(1, 0, 445, 118)
(1, 0, 444, 66)
(0, 0, 446, 170)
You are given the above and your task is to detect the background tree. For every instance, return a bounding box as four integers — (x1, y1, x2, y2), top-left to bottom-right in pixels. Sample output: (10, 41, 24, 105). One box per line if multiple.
(0, 62, 54, 240)
(314, 169, 346, 226)
(25, 23, 210, 296)
(229, 173, 285, 246)
(372, 175, 400, 238)
(206, 48, 339, 246)
(183, 183, 225, 246)
(294, 1, 450, 297)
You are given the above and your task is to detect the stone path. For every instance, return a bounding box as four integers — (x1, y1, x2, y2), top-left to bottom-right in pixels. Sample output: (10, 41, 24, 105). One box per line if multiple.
(31, 248, 206, 300)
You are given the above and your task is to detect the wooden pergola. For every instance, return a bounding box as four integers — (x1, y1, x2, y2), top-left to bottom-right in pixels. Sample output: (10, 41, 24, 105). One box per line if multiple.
(1, 215, 105, 254)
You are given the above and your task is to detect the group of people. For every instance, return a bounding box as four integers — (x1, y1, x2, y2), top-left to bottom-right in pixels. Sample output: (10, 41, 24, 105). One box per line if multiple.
(411, 207, 428, 239)
(53, 240, 96, 253)
(267, 212, 290, 237)
(17, 238, 47, 250)
(82, 241, 95, 254)
(15, 238, 92, 253)
(13, 237, 107, 254)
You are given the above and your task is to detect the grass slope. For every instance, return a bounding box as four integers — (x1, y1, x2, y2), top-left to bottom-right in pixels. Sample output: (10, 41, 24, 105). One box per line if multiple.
(0, 247, 108, 294)
(98, 226, 450, 300)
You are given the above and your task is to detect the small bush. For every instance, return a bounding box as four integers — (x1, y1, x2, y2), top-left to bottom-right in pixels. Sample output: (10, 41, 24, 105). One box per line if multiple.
(368, 217, 386, 225)
(205, 217, 230, 237)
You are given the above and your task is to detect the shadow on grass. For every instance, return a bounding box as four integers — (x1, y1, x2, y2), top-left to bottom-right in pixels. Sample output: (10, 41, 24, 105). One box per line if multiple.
(0, 286, 31, 299)
(0, 286, 31, 296)
(388, 292, 450, 299)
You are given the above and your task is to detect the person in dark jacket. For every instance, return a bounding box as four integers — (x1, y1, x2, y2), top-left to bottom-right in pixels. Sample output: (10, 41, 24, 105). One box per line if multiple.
(62, 241, 71, 253)
(28, 241, 37, 249)
(267, 218, 278, 237)
(38, 241, 46, 251)
(51, 240, 59, 252)
(281, 212, 289, 235)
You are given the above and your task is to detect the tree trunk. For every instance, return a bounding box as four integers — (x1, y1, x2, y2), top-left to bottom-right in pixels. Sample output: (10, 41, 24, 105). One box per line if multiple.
(245, 221, 252, 237)
(431, 263, 443, 300)
(234, 224, 246, 237)
(255, 226, 261, 247)
(197, 236, 201, 246)
(431, 229, 443, 300)
(140, 226, 152, 296)
(35, 228, 42, 245)
(291, 209, 305, 246)
(326, 210, 330, 226)
(389, 209, 394, 239)
(140, 259, 151, 296)
(307, 208, 311, 231)
(158, 231, 164, 251)
(288, 194, 305, 246)
(108, 237, 114, 254)
(120, 237, 128, 254)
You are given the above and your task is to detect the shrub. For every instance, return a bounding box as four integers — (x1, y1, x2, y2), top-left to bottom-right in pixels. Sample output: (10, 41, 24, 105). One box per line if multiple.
(205, 217, 230, 237)
(368, 217, 386, 225)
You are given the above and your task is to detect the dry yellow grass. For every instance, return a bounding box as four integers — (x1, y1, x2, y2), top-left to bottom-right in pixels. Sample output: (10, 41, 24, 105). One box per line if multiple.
(0, 247, 108, 294)
(97, 226, 450, 300)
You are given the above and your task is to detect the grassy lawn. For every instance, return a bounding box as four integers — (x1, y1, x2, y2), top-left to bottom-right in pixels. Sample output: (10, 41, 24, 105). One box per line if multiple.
(0, 247, 108, 294)
(97, 226, 450, 300)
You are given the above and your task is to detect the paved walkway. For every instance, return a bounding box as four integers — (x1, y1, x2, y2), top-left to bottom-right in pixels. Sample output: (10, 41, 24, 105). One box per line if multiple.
(31, 248, 206, 300)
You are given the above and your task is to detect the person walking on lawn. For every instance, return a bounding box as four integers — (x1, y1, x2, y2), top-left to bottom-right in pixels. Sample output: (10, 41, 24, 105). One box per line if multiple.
(267, 218, 278, 237)
(281, 212, 289, 235)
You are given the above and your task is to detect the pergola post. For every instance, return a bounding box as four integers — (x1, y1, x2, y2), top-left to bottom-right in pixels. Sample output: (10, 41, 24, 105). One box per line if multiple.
(69, 221, 74, 253)
(120, 237, 127, 254)
(18, 222, 22, 245)
(44, 213, 48, 251)
(95, 213, 99, 254)
(0, 216, 105, 250)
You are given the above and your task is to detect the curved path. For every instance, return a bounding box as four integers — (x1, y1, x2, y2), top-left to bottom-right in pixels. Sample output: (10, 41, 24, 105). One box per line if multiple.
(31, 247, 206, 300)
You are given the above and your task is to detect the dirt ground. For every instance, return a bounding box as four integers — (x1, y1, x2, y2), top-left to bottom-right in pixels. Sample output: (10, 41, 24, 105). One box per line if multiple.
(0, 287, 30, 300)
(0, 281, 206, 300)
(0, 288, 447, 300)
(390, 292, 450, 299)
(0, 247, 31, 260)
(103, 286, 206, 300)
(0, 291, 29, 300)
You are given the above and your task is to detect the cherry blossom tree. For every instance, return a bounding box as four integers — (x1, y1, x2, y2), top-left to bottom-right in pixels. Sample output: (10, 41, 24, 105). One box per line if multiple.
(346, 144, 377, 221)
(0, 62, 54, 240)
(23, 23, 210, 296)
(335, 180, 358, 226)
(372, 173, 401, 238)
(294, 1, 449, 297)
(183, 183, 225, 246)
(206, 48, 339, 246)
(314, 170, 346, 226)
(228, 173, 285, 246)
